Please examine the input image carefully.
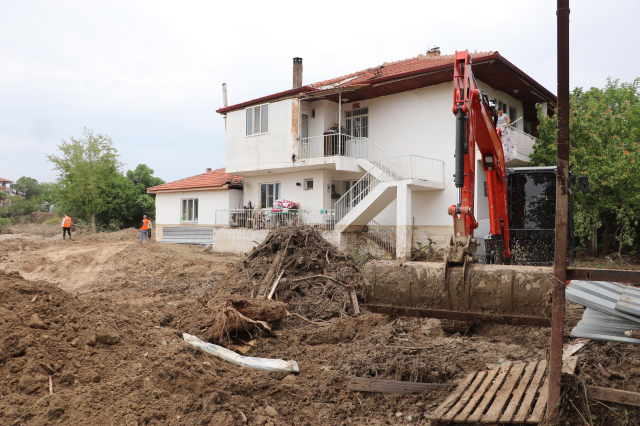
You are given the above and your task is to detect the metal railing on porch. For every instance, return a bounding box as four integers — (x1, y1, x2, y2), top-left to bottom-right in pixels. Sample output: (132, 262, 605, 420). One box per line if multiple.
(215, 209, 336, 231)
(504, 125, 537, 157)
(298, 133, 393, 165)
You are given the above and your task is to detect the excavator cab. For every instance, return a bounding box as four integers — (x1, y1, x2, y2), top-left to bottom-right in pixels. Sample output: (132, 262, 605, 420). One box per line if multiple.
(476, 167, 589, 265)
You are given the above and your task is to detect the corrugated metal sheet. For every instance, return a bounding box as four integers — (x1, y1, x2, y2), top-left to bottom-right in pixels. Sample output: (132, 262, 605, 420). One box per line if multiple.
(615, 286, 640, 318)
(571, 308, 640, 345)
(160, 227, 213, 245)
(566, 280, 640, 324)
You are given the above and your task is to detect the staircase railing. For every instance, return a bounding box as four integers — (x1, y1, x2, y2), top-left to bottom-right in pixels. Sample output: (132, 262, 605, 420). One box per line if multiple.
(363, 220, 396, 255)
(334, 154, 444, 223)
(334, 157, 400, 223)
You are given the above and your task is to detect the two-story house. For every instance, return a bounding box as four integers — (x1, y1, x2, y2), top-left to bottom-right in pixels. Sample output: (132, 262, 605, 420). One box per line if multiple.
(153, 48, 556, 259)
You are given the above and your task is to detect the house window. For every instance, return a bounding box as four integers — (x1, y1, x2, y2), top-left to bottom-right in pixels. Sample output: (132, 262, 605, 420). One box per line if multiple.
(246, 104, 269, 136)
(304, 179, 313, 190)
(260, 183, 281, 208)
(181, 199, 198, 222)
(345, 107, 368, 138)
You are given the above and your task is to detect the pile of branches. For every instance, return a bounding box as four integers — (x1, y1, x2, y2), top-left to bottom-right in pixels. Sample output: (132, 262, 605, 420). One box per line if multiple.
(239, 226, 362, 321)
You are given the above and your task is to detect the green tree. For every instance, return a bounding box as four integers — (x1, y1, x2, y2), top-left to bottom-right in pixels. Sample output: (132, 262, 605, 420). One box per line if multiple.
(96, 174, 155, 229)
(47, 128, 122, 233)
(3, 195, 29, 218)
(14, 177, 43, 201)
(126, 164, 165, 197)
(530, 78, 640, 256)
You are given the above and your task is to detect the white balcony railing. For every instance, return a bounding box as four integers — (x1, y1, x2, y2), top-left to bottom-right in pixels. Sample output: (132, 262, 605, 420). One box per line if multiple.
(504, 126, 537, 157)
(215, 209, 336, 231)
(298, 133, 393, 165)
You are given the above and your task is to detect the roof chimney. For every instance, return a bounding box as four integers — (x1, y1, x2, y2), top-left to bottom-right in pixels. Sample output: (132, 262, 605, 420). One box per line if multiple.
(206, 168, 212, 172)
(426, 47, 441, 57)
(293, 57, 303, 89)
(222, 83, 228, 107)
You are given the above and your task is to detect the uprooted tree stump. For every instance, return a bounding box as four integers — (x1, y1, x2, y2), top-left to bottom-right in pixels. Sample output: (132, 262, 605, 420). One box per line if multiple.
(207, 298, 287, 344)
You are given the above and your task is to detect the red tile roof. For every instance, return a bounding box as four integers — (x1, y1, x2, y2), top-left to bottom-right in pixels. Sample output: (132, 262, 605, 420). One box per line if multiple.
(216, 52, 509, 114)
(0, 178, 13, 183)
(147, 168, 243, 192)
(309, 52, 496, 89)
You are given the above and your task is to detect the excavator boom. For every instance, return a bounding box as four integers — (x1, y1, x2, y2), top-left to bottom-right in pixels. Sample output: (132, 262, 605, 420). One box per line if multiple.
(447, 50, 511, 264)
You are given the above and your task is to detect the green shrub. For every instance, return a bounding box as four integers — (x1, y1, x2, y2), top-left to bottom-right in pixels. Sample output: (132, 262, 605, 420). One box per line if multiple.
(0, 218, 10, 227)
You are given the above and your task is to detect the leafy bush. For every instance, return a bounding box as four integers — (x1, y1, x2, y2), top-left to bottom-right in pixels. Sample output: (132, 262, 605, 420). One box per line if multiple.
(0, 218, 11, 227)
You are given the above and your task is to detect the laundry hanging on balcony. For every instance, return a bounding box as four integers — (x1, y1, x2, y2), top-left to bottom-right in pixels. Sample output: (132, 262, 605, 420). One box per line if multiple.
(501, 127, 518, 162)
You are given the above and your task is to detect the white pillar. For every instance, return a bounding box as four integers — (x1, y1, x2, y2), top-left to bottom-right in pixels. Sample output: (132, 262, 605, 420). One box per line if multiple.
(396, 183, 412, 260)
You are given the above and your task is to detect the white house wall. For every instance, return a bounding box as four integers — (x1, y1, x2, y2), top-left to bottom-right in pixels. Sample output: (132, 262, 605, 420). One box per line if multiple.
(225, 79, 523, 229)
(241, 169, 330, 211)
(155, 189, 235, 226)
(225, 98, 295, 173)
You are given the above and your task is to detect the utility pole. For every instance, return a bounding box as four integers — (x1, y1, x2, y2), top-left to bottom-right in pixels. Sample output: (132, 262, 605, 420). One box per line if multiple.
(548, 0, 570, 420)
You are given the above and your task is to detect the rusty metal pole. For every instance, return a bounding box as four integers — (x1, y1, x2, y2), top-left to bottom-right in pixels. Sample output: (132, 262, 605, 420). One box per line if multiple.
(547, 0, 570, 421)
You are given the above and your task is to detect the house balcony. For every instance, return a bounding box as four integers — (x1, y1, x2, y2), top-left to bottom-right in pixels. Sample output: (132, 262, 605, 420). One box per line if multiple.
(502, 125, 537, 165)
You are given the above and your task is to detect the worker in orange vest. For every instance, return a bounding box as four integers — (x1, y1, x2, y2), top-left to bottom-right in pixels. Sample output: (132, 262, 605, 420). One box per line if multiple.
(140, 215, 150, 243)
(61, 214, 72, 240)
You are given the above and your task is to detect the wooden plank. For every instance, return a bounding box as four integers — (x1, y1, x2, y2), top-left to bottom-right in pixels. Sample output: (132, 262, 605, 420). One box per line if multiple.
(466, 363, 512, 423)
(562, 355, 579, 375)
(429, 372, 477, 420)
(441, 371, 487, 421)
(588, 386, 640, 408)
(526, 375, 550, 423)
(483, 362, 526, 422)
(453, 366, 501, 422)
(512, 361, 547, 423)
(499, 361, 538, 423)
(346, 378, 453, 394)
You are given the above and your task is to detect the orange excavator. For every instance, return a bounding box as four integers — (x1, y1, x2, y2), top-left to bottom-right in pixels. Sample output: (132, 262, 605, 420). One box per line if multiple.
(445, 50, 589, 267)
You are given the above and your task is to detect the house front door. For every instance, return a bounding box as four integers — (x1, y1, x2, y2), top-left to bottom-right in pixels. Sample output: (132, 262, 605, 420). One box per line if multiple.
(301, 114, 309, 139)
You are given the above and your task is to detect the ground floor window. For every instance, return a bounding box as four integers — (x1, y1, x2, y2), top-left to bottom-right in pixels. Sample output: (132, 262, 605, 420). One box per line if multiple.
(181, 198, 198, 222)
(261, 183, 281, 208)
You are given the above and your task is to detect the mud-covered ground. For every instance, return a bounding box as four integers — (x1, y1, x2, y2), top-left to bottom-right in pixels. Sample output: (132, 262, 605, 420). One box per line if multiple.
(0, 226, 639, 425)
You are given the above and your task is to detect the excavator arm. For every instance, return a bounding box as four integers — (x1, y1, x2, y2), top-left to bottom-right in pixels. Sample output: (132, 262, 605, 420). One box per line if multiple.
(446, 50, 511, 264)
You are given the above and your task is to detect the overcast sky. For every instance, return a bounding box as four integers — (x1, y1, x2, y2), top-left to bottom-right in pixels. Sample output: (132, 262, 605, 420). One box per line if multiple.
(1, 0, 638, 184)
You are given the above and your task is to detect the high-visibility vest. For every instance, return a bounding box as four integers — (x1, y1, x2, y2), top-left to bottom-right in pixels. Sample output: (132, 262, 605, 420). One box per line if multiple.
(63, 217, 71, 227)
(141, 219, 150, 230)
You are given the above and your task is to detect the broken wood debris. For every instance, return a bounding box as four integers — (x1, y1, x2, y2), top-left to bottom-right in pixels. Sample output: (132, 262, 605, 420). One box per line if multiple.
(588, 386, 640, 408)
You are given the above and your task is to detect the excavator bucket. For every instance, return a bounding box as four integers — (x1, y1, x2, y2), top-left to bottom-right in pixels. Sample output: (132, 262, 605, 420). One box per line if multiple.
(362, 261, 552, 327)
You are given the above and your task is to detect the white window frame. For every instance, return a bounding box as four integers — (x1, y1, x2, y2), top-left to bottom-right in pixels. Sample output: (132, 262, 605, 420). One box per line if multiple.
(260, 182, 281, 209)
(180, 198, 199, 222)
(345, 107, 369, 138)
(304, 179, 314, 190)
(246, 103, 270, 137)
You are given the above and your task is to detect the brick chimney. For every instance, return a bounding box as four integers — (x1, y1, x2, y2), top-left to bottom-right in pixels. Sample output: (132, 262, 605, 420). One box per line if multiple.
(206, 168, 212, 172)
(293, 57, 303, 89)
(426, 47, 441, 57)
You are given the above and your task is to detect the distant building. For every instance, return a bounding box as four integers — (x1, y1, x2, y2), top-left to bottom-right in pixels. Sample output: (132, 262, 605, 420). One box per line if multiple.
(0, 177, 12, 207)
